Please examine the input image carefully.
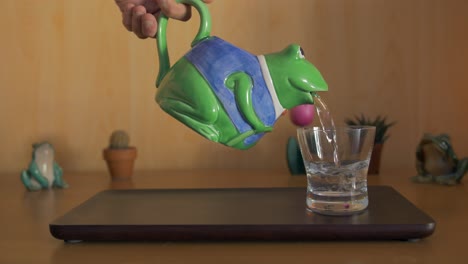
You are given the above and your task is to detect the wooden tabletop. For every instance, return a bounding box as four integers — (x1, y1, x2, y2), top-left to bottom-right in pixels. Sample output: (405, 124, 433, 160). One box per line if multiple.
(1, 169, 467, 263)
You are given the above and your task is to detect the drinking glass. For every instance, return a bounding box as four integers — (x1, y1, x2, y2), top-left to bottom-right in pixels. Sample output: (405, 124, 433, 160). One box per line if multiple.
(297, 126, 376, 215)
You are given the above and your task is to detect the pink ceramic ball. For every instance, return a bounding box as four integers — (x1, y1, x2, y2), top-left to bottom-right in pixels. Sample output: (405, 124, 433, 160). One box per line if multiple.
(289, 104, 315, 127)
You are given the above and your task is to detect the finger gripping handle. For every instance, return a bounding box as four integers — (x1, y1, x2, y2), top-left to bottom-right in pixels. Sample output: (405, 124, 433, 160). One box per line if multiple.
(156, 0, 212, 87)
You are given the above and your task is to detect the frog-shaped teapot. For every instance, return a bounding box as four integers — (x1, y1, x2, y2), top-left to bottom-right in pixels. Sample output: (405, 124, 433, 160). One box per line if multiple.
(155, 0, 328, 150)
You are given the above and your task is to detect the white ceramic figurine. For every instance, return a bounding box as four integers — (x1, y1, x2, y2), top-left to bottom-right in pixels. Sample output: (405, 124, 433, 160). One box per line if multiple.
(20, 142, 68, 191)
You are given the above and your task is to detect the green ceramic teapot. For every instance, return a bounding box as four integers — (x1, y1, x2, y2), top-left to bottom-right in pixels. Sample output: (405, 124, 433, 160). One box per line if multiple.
(155, 0, 328, 150)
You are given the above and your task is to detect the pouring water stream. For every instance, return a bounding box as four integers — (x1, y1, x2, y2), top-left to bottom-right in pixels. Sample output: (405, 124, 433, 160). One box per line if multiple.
(312, 94, 340, 167)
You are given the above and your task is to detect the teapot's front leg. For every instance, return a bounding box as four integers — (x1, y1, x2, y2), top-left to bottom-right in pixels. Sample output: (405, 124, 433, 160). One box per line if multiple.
(225, 72, 272, 133)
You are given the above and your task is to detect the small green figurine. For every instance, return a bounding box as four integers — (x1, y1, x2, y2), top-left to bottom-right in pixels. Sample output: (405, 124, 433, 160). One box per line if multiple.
(20, 142, 68, 191)
(413, 134, 468, 185)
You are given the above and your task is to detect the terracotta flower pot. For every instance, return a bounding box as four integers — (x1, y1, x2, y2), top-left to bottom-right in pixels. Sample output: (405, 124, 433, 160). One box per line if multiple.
(368, 143, 383, 175)
(103, 147, 137, 180)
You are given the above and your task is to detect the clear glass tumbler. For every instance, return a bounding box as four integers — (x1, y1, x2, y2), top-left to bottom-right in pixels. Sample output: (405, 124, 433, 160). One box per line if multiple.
(297, 126, 376, 216)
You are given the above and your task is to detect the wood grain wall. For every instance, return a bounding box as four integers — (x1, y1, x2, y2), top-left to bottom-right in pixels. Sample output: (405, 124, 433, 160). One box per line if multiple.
(1, 0, 467, 174)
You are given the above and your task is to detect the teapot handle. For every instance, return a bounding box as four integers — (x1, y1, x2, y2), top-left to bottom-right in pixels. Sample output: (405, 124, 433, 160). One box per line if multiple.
(156, 0, 212, 87)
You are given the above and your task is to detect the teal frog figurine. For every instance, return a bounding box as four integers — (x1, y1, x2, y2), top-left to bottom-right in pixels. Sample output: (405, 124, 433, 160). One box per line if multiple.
(413, 134, 468, 185)
(155, 0, 328, 150)
(20, 142, 68, 191)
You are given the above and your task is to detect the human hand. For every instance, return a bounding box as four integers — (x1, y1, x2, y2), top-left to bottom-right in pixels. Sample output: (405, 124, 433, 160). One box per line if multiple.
(115, 0, 214, 39)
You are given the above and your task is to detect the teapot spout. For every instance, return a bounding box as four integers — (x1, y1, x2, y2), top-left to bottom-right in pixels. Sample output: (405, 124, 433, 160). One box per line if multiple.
(263, 44, 328, 110)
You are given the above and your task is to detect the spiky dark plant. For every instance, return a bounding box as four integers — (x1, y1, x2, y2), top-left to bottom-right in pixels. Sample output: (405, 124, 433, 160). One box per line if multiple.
(345, 114, 396, 144)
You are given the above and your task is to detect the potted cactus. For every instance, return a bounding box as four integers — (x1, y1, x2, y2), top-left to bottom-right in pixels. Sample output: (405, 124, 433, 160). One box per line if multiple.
(345, 115, 396, 174)
(103, 130, 137, 180)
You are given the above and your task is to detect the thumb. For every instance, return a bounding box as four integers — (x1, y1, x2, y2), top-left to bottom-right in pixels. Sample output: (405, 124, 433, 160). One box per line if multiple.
(156, 0, 192, 21)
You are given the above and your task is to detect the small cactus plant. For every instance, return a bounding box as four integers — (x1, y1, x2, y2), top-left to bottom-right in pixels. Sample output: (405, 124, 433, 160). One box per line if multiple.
(109, 130, 130, 149)
(104, 130, 137, 180)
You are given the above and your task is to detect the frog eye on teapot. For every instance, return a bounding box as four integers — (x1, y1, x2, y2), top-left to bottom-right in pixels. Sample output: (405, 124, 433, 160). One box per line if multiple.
(299, 47, 305, 59)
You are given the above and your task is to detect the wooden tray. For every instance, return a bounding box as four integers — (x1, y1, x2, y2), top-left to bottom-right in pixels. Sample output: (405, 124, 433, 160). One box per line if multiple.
(50, 186, 435, 241)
